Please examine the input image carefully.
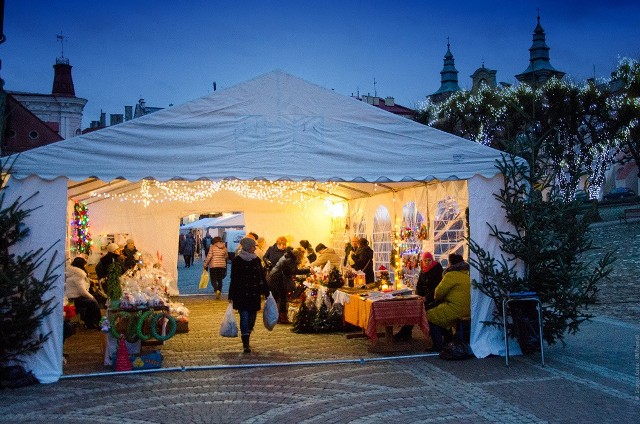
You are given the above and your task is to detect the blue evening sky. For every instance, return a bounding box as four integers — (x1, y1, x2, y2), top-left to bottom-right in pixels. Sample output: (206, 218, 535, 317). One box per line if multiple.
(1, 1, 638, 128)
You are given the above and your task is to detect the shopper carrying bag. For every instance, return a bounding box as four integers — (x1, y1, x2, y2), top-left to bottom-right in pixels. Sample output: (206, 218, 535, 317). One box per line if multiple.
(263, 293, 278, 331)
(220, 302, 238, 337)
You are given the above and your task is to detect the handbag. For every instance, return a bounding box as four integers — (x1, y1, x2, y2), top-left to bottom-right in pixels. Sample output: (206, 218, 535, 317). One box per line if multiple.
(198, 269, 209, 289)
(263, 293, 278, 331)
(219, 303, 238, 337)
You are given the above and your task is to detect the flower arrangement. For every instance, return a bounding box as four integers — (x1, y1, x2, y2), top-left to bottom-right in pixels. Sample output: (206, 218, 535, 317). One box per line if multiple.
(399, 226, 414, 241)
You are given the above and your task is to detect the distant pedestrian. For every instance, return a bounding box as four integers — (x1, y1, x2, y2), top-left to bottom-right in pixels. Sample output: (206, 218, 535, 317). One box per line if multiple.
(183, 232, 196, 268)
(203, 236, 229, 300)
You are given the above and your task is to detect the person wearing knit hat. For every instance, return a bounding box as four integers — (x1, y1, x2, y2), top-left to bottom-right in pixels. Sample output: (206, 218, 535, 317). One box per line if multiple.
(95, 242, 125, 282)
(309, 243, 341, 269)
(228, 237, 270, 353)
(394, 251, 444, 342)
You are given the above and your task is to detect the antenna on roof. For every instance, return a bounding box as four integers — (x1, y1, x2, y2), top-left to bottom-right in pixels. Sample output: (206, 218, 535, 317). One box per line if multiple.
(213, 81, 217, 91)
(373, 77, 377, 97)
(56, 31, 66, 58)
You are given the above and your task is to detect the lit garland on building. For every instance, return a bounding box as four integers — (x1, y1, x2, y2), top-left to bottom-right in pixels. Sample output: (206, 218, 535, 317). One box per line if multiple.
(70, 201, 92, 255)
(91, 179, 339, 207)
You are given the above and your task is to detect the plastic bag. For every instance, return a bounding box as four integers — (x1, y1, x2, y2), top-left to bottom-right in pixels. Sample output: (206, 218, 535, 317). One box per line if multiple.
(198, 269, 209, 289)
(219, 303, 238, 337)
(263, 293, 278, 331)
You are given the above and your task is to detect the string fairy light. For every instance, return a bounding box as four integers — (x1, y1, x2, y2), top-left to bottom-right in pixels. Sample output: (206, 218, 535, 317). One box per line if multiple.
(91, 179, 339, 207)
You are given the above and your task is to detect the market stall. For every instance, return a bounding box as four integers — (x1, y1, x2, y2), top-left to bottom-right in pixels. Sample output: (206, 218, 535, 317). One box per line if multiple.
(6, 70, 517, 383)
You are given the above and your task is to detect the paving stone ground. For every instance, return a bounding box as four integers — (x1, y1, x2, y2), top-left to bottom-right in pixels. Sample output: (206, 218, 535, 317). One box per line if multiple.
(1, 206, 638, 423)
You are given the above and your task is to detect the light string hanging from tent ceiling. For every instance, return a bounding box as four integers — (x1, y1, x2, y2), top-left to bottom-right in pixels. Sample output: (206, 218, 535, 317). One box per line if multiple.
(90, 179, 339, 207)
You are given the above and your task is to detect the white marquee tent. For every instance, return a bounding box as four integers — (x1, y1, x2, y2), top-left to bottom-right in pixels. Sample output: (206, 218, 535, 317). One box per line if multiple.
(180, 213, 245, 231)
(5, 70, 518, 383)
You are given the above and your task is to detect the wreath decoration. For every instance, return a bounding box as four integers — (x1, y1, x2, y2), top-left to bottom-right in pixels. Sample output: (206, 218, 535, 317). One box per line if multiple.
(150, 312, 177, 341)
(135, 309, 156, 341)
(109, 311, 132, 340)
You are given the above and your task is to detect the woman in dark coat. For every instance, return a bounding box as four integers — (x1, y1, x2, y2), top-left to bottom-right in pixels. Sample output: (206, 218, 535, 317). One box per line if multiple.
(352, 237, 374, 284)
(267, 247, 310, 324)
(394, 251, 443, 341)
(228, 237, 270, 353)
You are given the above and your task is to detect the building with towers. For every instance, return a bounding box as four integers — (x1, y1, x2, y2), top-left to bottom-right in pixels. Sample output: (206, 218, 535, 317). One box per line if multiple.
(429, 15, 564, 102)
(5, 38, 87, 146)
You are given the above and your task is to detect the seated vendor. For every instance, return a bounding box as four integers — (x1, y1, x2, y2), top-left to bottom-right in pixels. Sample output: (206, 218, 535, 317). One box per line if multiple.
(65, 257, 102, 330)
(426, 253, 470, 352)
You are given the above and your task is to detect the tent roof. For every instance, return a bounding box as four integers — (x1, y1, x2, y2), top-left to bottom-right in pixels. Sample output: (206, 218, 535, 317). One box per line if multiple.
(10, 70, 504, 185)
(181, 213, 244, 230)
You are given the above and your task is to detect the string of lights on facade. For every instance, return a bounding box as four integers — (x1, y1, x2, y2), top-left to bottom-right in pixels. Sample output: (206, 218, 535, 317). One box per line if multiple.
(90, 179, 340, 207)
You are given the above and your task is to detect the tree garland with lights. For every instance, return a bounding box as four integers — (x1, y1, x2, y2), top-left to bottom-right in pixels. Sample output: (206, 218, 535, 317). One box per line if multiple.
(70, 201, 92, 256)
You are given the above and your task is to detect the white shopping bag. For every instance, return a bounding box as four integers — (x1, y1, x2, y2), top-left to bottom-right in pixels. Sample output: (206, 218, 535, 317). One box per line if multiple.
(263, 293, 278, 331)
(219, 303, 238, 337)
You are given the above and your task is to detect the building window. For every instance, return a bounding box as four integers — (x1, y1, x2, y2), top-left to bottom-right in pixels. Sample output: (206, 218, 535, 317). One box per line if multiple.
(29, 131, 39, 140)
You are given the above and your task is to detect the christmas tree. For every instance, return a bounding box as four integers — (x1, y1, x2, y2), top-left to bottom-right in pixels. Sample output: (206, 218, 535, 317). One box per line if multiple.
(291, 301, 315, 333)
(0, 159, 58, 386)
(70, 201, 92, 255)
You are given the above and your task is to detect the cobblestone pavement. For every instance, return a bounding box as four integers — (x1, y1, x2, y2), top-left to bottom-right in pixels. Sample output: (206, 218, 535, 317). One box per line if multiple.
(1, 211, 638, 423)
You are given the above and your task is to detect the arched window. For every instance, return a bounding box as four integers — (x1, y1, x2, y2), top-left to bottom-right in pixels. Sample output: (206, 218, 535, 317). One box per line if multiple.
(372, 206, 392, 276)
(400, 201, 424, 288)
(433, 196, 465, 266)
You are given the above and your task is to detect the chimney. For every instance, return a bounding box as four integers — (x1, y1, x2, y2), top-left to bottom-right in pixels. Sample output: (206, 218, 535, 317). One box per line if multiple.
(385, 97, 395, 106)
(124, 106, 132, 121)
(110, 114, 124, 126)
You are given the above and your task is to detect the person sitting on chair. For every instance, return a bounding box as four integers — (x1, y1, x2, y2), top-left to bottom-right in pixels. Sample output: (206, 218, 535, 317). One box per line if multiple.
(426, 253, 470, 352)
(65, 257, 102, 330)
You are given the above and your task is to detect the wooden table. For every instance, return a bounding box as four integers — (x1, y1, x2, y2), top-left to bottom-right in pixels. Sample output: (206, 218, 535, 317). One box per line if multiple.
(341, 292, 430, 352)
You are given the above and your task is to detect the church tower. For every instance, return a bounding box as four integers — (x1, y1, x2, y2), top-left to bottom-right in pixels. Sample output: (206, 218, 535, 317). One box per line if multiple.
(429, 39, 462, 103)
(515, 14, 565, 87)
(10, 34, 87, 139)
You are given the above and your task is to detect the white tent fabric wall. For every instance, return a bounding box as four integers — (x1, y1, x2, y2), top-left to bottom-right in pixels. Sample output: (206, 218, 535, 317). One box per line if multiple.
(468, 174, 522, 357)
(8, 176, 67, 384)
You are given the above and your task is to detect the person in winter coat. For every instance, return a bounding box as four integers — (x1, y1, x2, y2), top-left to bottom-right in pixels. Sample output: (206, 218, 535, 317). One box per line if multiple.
(343, 236, 359, 266)
(65, 257, 102, 329)
(299, 240, 317, 265)
(267, 247, 310, 324)
(352, 237, 374, 284)
(95, 243, 125, 280)
(228, 237, 270, 353)
(394, 251, 444, 341)
(426, 253, 470, 351)
(201, 232, 214, 257)
(122, 239, 139, 271)
(203, 236, 229, 300)
(263, 236, 287, 271)
(309, 243, 342, 269)
(182, 232, 196, 268)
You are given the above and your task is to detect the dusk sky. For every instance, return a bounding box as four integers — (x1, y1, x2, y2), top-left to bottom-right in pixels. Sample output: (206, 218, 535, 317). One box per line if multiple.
(1, 1, 639, 129)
